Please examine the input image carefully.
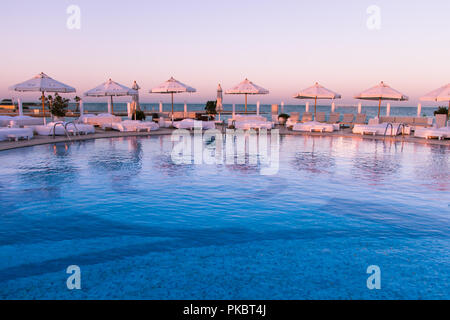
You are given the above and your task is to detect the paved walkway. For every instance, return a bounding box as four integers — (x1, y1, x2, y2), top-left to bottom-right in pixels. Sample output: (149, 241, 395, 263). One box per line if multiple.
(0, 126, 449, 152)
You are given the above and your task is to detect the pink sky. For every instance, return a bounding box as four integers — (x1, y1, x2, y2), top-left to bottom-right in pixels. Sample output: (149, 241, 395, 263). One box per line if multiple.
(0, 0, 448, 106)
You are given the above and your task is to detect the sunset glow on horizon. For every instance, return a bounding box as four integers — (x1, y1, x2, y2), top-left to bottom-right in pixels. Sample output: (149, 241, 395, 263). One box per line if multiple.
(1, 0, 448, 105)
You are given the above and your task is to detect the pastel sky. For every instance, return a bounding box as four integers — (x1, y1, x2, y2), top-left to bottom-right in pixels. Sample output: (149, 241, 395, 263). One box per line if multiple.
(0, 0, 448, 106)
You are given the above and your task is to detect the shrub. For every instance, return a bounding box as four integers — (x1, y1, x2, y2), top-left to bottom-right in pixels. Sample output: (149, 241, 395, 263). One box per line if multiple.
(133, 110, 146, 121)
(48, 94, 69, 117)
(205, 101, 217, 115)
(434, 107, 449, 115)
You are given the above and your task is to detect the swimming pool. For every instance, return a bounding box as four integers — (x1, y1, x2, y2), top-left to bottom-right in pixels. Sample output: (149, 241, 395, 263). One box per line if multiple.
(0, 135, 449, 299)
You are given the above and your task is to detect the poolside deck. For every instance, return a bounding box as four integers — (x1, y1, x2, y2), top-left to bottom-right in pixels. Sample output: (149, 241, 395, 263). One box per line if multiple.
(0, 126, 449, 152)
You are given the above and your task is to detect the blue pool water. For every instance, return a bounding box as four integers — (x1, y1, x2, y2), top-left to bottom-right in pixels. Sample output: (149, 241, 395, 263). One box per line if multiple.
(0, 135, 449, 299)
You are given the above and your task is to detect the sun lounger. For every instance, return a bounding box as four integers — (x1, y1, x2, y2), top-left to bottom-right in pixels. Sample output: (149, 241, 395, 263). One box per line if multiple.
(315, 112, 326, 123)
(0, 128, 34, 141)
(290, 112, 300, 122)
(82, 113, 122, 126)
(79, 114, 96, 121)
(413, 117, 432, 129)
(286, 112, 300, 128)
(379, 116, 394, 124)
(173, 119, 215, 130)
(327, 112, 340, 124)
(12, 116, 44, 126)
(340, 113, 355, 127)
(110, 120, 159, 132)
(353, 123, 410, 136)
(0, 116, 13, 127)
(228, 115, 273, 130)
(379, 116, 432, 130)
(292, 121, 336, 133)
(355, 114, 367, 124)
(30, 122, 95, 136)
(156, 117, 173, 128)
(0, 115, 44, 127)
(228, 115, 266, 126)
(301, 112, 313, 123)
(234, 121, 273, 130)
(353, 124, 385, 136)
(414, 127, 450, 140)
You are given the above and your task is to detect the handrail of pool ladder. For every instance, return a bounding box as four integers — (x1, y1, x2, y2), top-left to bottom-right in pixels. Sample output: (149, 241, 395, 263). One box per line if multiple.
(64, 121, 79, 137)
(52, 121, 71, 140)
(384, 123, 394, 137)
(396, 123, 407, 137)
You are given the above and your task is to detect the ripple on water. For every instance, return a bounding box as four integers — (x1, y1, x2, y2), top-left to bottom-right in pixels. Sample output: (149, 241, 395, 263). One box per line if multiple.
(0, 136, 449, 299)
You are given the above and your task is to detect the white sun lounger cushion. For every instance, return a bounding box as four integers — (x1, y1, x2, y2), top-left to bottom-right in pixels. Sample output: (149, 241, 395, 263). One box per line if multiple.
(0, 116, 43, 127)
(173, 119, 215, 130)
(414, 127, 450, 139)
(292, 121, 335, 133)
(31, 122, 95, 136)
(83, 114, 122, 125)
(111, 120, 159, 132)
(0, 128, 34, 141)
(353, 123, 410, 136)
(233, 120, 274, 130)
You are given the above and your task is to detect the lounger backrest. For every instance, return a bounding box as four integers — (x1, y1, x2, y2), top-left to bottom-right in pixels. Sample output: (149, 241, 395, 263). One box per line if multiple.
(171, 111, 185, 118)
(234, 115, 266, 122)
(290, 112, 300, 122)
(302, 112, 313, 122)
(414, 117, 429, 125)
(328, 112, 340, 123)
(315, 112, 326, 122)
(394, 117, 413, 124)
(342, 113, 354, 123)
(380, 116, 394, 123)
(355, 114, 367, 124)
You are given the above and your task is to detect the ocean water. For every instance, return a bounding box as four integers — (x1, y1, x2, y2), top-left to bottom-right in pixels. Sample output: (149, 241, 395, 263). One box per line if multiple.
(73, 103, 438, 121)
(0, 135, 449, 299)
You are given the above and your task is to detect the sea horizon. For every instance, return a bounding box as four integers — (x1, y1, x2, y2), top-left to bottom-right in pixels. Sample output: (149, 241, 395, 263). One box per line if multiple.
(67, 103, 440, 119)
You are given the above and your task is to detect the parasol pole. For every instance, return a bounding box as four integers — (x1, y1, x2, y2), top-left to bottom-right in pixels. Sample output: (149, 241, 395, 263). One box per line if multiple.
(314, 96, 317, 120)
(378, 98, 381, 118)
(110, 96, 114, 115)
(41, 91, 46, 125)
(245, 93, 248, 114)
(171, 92, 174, 124)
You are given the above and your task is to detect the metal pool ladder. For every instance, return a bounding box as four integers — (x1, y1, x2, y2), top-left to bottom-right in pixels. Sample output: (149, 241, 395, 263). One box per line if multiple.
(383, 123, 394, 137)
(52, 121, 79, 139)
(384, 122, 408, 138)
(396, 123, 407, 137)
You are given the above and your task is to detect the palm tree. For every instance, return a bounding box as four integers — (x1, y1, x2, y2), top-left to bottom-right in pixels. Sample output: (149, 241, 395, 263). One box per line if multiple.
(74, 96, 81, 112)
